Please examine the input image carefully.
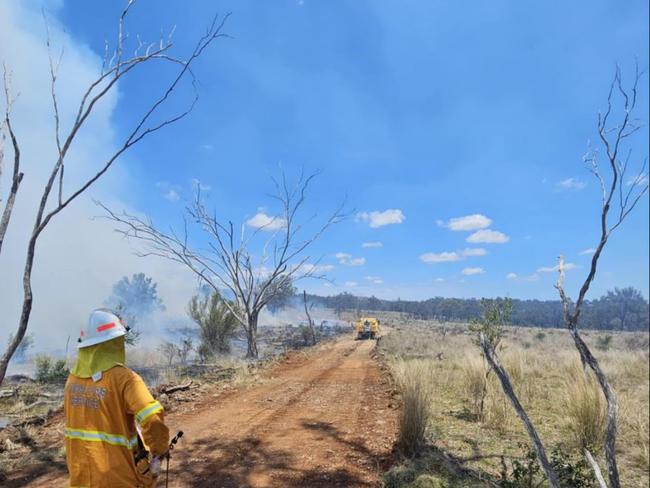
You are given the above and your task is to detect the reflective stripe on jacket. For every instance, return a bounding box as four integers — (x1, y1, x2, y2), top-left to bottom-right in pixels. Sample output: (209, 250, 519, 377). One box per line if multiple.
(64, 365, 169, 488)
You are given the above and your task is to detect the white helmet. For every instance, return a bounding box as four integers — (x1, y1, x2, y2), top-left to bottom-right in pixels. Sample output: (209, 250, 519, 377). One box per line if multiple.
(77, 309, 128, 349)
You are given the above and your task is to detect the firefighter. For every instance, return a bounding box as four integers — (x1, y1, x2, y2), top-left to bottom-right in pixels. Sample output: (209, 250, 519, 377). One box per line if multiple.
(64, 309, 169, 487)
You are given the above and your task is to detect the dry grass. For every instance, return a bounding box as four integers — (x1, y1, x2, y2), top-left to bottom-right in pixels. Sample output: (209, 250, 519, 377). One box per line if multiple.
(461, 356, 489, 421)
(391, 358, 435, 456)
(563, 361, 607, 450)
(379, 318, 650, 487)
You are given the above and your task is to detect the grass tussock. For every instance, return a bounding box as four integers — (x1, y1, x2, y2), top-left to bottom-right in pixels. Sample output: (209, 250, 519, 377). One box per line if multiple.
(391, 358, 435, 456)
(564, 361, 607, 451)
(484, 389, 512, 433)
(462, 356, 489, 421)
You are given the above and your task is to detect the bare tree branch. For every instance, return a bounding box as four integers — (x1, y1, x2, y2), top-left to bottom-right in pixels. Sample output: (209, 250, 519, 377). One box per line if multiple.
(0, 66, 23, 257)
(103, 170, 345, 358)
(554, 66, 648, 488)
(0, 3, 230, 385)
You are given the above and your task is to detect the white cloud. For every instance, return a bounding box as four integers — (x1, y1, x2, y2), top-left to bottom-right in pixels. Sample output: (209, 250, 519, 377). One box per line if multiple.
(462, 267, 485, 276)
(344, 281, 358, 287)
(438, 214, 492, 231)
(335, 252, 365, 266)
(466, 229, 510, 244)
(163, 189, 180, 202)
(537, 263, 578, 273)
(200, 144, 214, 151)
(556, 178, 586, 191)
(362, 241, 383, 248)
(365, 276, 384, 284)
(434, 278, 445, 282)
(246, 212, 288, 231)
(462, 247, 488, 257)
(506, 272, 518, 279)
(335, 252, 351, 262)
(156, 181, 181, 202)
(356, 209, 405, 228)
(421, 247, 487, 264)
(420, 251, 461, 263)
(579, 248, 596, 256)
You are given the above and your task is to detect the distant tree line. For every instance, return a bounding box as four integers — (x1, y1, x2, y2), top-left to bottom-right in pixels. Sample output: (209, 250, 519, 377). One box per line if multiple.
(306, 287, 649, 331)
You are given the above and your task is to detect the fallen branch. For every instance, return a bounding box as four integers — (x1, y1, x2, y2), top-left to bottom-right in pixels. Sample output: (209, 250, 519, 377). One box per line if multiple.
(9, 413, 55, 428)
(159, 380, 193, 395)
(11, 399, 59, 414)
(34, 391, 60, 399)
(584, 448, 609, 488)
(0, 388, 17, 398)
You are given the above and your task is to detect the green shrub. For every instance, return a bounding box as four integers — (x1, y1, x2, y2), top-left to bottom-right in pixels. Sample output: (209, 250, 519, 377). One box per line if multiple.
(596, 335, 613, 351)
(409, 474, 446, 488)
(189, 291, 238, 360)
(500, 444, 596, 488)
(550, 448, 597, 488)
(382, 463, 418, 488)
(35, 355, 69, 383)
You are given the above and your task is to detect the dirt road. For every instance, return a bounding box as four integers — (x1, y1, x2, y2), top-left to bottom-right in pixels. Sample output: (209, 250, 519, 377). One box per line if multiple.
(28, 336, 397, 487)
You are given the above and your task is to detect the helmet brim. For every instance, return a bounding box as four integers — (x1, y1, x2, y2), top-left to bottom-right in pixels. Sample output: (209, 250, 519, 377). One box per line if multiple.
(77, 329, 126, 349)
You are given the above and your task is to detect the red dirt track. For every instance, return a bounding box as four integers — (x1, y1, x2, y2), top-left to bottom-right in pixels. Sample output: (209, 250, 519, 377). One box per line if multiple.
(29, 336, 397, 487)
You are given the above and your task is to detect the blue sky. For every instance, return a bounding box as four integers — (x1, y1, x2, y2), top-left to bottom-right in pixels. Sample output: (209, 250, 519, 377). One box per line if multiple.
(21, 0, 650, 302)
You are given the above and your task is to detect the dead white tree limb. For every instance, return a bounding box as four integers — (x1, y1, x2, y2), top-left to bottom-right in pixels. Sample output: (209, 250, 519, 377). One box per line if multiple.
(555, 64, 648, 488)
(0, 1, 230, 385)
(584, 447, 609, 488)
(102, 170, 345, 358)
(0, 66, 23, 256)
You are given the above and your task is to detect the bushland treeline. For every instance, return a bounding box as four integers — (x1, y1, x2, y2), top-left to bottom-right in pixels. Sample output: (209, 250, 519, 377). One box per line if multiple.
(307, 287, 649, 331)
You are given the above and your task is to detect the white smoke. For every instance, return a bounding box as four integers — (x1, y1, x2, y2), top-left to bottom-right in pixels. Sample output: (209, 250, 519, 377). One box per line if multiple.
(0, 2, 196, 359)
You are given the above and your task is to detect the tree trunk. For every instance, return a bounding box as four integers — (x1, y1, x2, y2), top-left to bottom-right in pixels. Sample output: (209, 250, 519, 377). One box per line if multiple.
(303, 290, 316, 346)
(246, 313, 259, 359)
(0, 233, 36, 385)
(570, 327, 620, 488)
(480, 335, 561, 488)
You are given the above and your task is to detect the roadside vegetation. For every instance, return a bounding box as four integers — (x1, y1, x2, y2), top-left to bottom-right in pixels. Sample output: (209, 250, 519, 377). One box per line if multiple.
(378, 314, 649, 487)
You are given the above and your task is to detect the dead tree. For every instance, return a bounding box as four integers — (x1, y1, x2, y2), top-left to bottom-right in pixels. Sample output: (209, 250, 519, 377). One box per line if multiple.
(555, 65, 648, 488)
(303, 290, 317, 346)
(0, 1, 229, 385)
(103, 171, 345, 358)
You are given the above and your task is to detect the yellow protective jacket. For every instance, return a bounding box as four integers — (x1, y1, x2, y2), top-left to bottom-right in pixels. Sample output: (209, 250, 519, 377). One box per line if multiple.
(64, 365, 169, 488)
